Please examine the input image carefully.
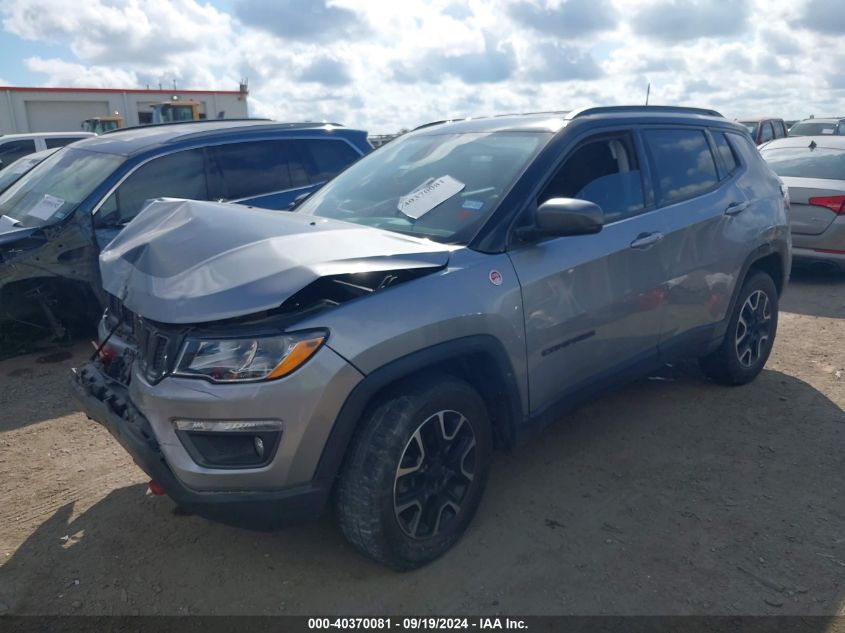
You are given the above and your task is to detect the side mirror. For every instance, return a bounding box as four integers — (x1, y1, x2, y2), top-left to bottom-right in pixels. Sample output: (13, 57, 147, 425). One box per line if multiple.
(518, 198, 604, 241)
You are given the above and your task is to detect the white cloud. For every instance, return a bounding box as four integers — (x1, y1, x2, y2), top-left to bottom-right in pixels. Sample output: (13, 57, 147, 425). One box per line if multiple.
(1, 0, 844, 132)
(23, 57, 138, 87)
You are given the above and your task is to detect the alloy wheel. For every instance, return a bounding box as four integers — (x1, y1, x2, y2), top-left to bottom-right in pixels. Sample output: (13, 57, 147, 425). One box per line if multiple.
(393, 409, 477, 539)
(735, 289, 772, 368)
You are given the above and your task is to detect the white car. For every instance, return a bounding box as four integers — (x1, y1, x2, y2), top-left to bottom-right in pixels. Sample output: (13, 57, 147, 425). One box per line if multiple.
(0, 132, 94, 170)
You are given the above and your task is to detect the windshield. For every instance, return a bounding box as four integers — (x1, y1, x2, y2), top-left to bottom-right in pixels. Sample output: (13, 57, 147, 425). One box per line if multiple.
(761, 146, 845, 180)
(788, 121, 839, 136)
(0, 150, 56, 194)
(739, 121, 759, 136)
(0, 147, 124, 228)
(295, 131, 551, 244)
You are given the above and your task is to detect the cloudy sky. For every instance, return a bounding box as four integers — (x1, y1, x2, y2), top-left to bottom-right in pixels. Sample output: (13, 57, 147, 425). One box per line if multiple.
(0, 0, 841, 133)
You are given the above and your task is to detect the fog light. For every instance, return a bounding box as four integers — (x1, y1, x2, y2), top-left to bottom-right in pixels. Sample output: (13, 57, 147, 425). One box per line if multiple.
(172, 419, 282, 468)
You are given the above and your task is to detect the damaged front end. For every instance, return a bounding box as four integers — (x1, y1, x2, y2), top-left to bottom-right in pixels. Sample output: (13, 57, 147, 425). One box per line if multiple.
(0, 211, 101, 355)
(91, 197, 451, 385)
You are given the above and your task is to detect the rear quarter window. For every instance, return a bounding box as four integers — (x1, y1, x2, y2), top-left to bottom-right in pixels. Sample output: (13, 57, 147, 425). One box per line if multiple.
(712, 132, 739, 178)
(643, 129, 719, 205)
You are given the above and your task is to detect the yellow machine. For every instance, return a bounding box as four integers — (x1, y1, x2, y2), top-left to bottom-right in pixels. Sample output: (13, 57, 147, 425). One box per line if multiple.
(150, 99, 202, 123)
(81, 114, 124, 135)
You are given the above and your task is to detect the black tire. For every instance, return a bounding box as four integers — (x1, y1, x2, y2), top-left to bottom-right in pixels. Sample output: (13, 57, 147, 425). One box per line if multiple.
(335, 375, 492, 570)
(699, 271, 779, 385)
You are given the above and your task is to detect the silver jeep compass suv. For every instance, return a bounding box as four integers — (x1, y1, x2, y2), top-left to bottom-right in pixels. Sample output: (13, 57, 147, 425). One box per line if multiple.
(73, 106, 791, 570)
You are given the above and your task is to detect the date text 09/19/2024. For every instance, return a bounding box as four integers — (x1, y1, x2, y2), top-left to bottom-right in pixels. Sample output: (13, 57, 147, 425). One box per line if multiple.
(307, 617, 528, 630)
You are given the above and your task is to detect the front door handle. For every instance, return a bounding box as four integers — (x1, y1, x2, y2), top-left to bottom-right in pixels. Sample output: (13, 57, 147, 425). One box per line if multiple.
(725, 201, 750, 215)
(630, 232, 664, 249)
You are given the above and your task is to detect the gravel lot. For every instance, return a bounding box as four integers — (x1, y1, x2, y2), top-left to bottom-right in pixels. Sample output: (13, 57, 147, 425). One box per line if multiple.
(0, 268, 843, 617)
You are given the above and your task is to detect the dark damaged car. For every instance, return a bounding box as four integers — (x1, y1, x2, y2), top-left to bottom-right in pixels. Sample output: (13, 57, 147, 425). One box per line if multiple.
(0, 120, 370, 346)
(72, 107, 790, 570)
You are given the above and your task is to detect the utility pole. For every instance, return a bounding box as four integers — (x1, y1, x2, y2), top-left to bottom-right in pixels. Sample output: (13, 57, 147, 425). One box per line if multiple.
(645, 83, 651, 106)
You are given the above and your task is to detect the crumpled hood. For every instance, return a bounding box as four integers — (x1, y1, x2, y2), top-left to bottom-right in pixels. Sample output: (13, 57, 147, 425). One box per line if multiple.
(100, 198, 452, 324)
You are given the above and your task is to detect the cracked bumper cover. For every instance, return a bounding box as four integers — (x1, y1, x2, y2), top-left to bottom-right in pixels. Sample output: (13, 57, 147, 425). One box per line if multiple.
(70, 356, 360, 527)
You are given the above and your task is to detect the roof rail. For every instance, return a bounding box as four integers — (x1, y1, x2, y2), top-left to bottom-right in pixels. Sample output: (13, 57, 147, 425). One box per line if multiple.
(101, 117, 275, 135)
(492, 110, 570, 118)
(411, 119, 466, 131)
(566, 105, 723, 119)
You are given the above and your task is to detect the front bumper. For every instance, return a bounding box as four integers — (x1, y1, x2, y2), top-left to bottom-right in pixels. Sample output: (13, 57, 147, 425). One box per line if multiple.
(71, 355, 359, 528)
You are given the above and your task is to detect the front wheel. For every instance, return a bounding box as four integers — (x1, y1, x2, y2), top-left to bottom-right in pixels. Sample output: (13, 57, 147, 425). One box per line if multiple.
(335, 376, 492, 570)
(699, 271, 779, 385)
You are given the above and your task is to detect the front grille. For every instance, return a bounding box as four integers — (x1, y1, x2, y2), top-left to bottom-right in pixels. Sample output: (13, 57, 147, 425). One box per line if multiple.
(107, 294, 135, 328)
(104, 294, 183, 384)
(133, 315, 183, 384)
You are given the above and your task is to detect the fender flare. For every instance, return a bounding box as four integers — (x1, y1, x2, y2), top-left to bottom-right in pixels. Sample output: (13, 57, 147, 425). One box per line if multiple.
(313, 334, 524, 484)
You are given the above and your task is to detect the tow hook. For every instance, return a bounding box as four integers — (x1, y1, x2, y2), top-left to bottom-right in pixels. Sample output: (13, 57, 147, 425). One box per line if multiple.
(148, 480, 166, 496)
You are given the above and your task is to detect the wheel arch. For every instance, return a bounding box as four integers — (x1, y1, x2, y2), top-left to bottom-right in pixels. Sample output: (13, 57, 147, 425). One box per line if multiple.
(711, 241, 788, 347)
(314, 335, 524, 485)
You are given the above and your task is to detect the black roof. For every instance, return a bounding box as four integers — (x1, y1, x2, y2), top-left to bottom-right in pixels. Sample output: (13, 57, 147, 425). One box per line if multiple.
(70, 120, 364, 156)
(412, 105, 728, 135)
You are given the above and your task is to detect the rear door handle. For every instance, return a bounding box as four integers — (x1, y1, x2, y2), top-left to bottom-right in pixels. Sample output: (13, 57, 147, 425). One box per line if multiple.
(725, 201, 750, 215)
(630, 232, 664, 249)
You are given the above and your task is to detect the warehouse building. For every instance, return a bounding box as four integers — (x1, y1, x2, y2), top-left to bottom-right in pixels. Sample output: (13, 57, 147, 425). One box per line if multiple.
(0, 85, 250, 134)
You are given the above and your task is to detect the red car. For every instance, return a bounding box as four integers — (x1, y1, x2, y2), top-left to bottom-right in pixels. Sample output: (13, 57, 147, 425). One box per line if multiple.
(738, 117, 788, 145)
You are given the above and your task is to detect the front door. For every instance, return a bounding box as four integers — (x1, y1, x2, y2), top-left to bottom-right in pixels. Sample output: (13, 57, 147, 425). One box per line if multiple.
(508, 130, 671, 413)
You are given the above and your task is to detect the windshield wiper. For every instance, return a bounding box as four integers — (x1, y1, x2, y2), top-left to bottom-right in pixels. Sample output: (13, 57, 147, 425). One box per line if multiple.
(1, 214, 21, 227)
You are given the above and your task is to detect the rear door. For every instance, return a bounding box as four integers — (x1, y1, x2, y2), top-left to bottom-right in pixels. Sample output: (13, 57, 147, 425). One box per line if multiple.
(207, 139, 311, 209)
(221, 138, 364, 210)
(641, 127, 746, 350)
(508, 129, 672, 413)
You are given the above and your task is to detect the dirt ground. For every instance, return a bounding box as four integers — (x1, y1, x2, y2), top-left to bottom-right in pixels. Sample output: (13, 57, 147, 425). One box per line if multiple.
(0, 268, 843, 617)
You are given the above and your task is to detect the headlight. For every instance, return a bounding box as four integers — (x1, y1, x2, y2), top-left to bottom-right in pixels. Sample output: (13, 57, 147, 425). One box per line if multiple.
(174, 330, 327, 382)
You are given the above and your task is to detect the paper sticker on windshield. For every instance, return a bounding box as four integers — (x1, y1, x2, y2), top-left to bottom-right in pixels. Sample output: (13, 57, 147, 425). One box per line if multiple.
(398, 175, 465, 220)
(27, 194, 65, 221)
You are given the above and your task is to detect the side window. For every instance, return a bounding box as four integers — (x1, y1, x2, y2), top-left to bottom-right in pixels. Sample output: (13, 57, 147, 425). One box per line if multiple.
(0, 139, 37, 167)
(300, 140, 361, 183)
(210, 140, 309, 200)
(777, 121, 787, 138)
(643, 129, 718, 206)
(45, 137, 85, 149)
(838, 121, 845, 135)
(102, 149, 207, 224)
(760, 122, 774, 143)
(538, 133, 645, 223)
(712, 132, 739, 179)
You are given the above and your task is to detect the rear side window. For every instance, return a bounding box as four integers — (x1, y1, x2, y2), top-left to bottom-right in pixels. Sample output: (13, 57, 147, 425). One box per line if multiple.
(761, 146, 845, 179)
(45, 137, 85, 149)
(0, 139, 37, 167)
(643, 129, 718, 206)
(760, 123, 774, 143)
(210, 140, 309, 200)
(100, 149, 207, 224)
(712, 132, 739, 178)
(301, 140, 361, 183)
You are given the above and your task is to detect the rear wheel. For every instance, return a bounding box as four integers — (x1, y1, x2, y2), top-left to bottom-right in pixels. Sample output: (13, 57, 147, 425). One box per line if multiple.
(699, 271, 778, 385)
(335, 376, 492, 570)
